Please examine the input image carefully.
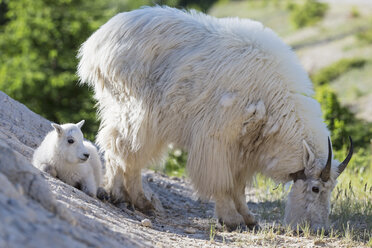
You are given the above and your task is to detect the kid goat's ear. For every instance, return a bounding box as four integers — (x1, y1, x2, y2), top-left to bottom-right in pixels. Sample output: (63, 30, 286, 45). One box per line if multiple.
(76, 120, 85, 129)
(51, 123, 63, 136)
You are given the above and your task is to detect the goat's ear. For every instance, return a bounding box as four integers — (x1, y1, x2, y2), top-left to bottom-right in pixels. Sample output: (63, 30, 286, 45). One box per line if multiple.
(302, 140, 315, 167)
(51, 123, 63, 136)
(76, 120, 85, 129)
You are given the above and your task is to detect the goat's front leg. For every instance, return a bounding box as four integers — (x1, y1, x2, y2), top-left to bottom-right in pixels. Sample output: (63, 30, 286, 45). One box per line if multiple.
(40, 163, 57, 178)
(123, 163, 154, 215)
(214, 193, 245, 231)
(233, 183, 258, 229)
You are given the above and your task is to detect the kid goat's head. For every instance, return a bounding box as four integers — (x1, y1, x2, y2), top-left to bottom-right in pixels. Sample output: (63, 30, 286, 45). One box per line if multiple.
(284, 137, 353, 231)
(51, 120, 90, 165)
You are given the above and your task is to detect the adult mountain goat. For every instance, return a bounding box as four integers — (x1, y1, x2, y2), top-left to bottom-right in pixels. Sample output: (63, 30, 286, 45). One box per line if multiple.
(78, 6, 353, 231)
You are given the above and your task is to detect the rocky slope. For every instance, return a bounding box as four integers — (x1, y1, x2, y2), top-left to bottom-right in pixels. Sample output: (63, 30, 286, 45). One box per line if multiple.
(0, 91, 224, 248)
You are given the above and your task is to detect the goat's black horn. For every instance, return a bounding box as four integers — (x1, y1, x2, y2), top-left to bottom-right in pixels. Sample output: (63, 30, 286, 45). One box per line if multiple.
(337, 136, 353, 176)
(320, 137, 332, 182)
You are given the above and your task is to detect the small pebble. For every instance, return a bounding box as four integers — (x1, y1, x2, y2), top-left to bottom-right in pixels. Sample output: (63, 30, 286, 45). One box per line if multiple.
(141, 218, 152, 228)
(184, 227, 196, 234)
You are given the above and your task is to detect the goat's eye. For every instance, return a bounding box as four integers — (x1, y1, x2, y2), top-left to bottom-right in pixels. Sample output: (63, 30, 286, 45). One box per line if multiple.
(68, 139, 74, 144)
(312, 186, 319, 193)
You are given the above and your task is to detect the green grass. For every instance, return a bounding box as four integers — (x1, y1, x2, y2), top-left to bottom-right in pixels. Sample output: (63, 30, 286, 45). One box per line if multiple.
(331, 147, 372, 241)
(333, 150, 371, 243)
(209, 220, 217, 242)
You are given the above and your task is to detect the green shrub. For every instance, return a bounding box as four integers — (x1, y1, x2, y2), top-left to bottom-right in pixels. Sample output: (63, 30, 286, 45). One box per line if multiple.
(311, 57, 372, 151)
(315, 84, 372, 150)
(287, 0, 328, 29)
(311, 58, 367, 85)
(0, 0, 118, 140)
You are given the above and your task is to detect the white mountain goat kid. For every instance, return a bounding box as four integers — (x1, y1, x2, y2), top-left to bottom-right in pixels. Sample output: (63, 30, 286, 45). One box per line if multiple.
(33, 120, 108, 200)
(78, 7, 353, 231)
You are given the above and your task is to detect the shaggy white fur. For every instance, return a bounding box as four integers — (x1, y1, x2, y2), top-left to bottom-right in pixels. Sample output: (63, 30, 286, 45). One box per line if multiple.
(33, 121, 106, 199)
(78, 6, 351, 230)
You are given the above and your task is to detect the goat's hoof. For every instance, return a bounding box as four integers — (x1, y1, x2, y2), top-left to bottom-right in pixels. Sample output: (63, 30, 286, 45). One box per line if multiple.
(97, 187, 109, 201)
(237, 223, 248, 232)
(143, 208, 156, 216)
(134, 194, 156, 215)
(128, 201, 155, 216)
(139, 201, 156, 216)
(247, 222, 261, 232)
(218, 219, 246, 232)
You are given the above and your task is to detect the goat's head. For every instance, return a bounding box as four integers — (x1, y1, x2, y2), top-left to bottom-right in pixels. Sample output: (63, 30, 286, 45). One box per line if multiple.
(51, 120, 90, 165)
(284, 137, 353, 231)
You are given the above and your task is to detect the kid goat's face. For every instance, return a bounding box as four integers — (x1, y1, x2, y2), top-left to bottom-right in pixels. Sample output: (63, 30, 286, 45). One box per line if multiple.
(52, 120, 90, 164)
